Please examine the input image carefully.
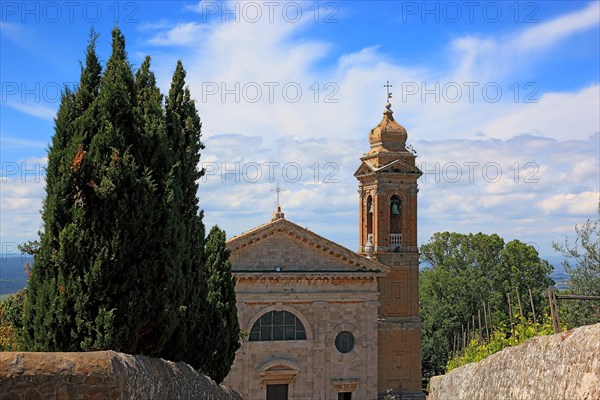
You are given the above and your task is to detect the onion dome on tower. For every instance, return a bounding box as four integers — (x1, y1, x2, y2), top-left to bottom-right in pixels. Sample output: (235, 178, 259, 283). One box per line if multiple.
(361, 84, 415, 169)
(367, 100, 408, 155)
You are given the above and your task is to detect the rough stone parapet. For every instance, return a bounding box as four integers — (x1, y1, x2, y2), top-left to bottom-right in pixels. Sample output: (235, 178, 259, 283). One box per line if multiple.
(429, 323, 600, 400)
(0, 350, 242, 400)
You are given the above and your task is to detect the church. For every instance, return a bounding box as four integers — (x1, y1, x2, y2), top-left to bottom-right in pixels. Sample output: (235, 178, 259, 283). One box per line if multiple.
(222, 93, 424, 400)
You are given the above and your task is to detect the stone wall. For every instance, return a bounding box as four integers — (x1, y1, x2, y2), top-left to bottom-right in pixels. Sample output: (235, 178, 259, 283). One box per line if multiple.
(429, 323, 600, 400)
(0, 351, 242, 400)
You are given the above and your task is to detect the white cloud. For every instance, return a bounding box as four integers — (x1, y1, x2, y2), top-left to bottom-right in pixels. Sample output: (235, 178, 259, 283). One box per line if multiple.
(0, 180, 45, 245)
(0, 155, 47, 246)
(2, 2, 598, 257)
(0, 21, 30, 45)
(479, 85, 600, 140)
(1, 196, 40, 210)
(517, 2, 600, 51)
(537, 191, 599, 215)
(136, 1, 600, 150)
(194, 130, 599, 257)
(147, 22, 209, 46)
(100, 2, 600, 255)
(451, 1, 600, 81)
(4, 102, 56, 120)
(0, 137, 48, 150)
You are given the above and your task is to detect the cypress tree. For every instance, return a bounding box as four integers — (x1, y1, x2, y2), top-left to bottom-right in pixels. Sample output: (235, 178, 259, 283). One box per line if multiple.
(161, 68, 241, 380)
(131, 55, 185, 354)
(162, 61, 208, 368)
(65, 26, 146, 352)
(200, 226, 241, 383)
(21, 28, 239, 381)
(22, 29, 103, 351)
(23, 27, 175, 354)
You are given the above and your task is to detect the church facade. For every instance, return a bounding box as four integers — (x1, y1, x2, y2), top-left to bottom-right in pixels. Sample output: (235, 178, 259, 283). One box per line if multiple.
(223, 97, 423, 400)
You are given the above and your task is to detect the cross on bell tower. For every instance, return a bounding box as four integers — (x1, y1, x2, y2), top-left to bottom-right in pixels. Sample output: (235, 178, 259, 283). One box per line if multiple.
(354, 83, 423, 398)
(384, 80, 393, 101)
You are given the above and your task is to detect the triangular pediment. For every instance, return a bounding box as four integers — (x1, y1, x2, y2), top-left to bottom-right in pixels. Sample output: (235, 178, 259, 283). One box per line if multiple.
(354, 159, 421, 177)
(376, 159, 422, 174)
(227, 218, 388, 274)
(353, 161, 374, 177)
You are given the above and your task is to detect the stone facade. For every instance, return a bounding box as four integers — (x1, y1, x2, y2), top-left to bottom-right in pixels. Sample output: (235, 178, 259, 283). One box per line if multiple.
(224, 217, 387, 400)
(428, 323, 600, 400)
(223, 97, 424, 400)
(0, 351, 241, 400)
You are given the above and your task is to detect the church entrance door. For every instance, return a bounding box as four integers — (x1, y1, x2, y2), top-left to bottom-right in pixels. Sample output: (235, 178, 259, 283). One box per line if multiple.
(266, 384, 288, 400)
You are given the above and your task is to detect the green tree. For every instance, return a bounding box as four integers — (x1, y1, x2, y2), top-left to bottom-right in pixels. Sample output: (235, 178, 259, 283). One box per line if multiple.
(552, 203, 600, 327)
(160, 60, 210, 373)
(420, 232, 553, 379)
(500, 240, 553, 316)
(20, 28, 161, 352)
(0, 292, 26, 351)
(21, 29, 103, 351)
(199, 226, 241, 383)
(19, 27, 238, 383)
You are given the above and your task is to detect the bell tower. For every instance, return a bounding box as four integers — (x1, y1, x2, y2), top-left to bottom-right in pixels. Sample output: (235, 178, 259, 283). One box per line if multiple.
(354, 84, 423, 399)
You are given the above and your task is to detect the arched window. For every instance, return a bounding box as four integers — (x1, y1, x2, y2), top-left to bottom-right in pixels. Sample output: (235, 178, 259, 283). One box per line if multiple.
(390, 195, 402, 234)
(366, 195, 373, 235)
(249, 311, 307, 341)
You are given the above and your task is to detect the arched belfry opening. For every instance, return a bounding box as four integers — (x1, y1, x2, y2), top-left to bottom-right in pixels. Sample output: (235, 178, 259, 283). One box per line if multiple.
(390, 195, 402, 251)
(366, 195, 373, 235)
(390, 195, 402, 233)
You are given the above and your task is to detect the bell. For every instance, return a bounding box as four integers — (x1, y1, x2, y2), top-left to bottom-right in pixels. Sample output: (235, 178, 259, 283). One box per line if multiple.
(368, 203, 374, 213)
(391, 203, 400, 215)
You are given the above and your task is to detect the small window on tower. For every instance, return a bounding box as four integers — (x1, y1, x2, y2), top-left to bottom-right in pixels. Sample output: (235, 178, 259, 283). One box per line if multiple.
(366, 195, 373, 235)
(390, 195, 402, 235)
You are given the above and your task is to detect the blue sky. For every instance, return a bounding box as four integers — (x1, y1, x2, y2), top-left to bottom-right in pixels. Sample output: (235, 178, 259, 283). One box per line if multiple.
(1, 1, 599, 258)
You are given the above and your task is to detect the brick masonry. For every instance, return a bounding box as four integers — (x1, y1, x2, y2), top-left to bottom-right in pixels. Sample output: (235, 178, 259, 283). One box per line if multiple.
(355, 103, 423, 397)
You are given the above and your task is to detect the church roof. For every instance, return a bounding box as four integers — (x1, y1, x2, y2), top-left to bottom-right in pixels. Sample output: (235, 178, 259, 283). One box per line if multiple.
(226, 214, 389, 275)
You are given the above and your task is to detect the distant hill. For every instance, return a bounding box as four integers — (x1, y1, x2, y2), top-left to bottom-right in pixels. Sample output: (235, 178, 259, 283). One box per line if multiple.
(0, 254, 573, 297)
(545, 255, 570, 290)
(0, 255, 32, 296)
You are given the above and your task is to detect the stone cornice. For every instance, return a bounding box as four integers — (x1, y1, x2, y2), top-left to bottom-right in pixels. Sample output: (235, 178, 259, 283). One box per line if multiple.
(354, 158, 422, 178)
(234, 272, 383, 279)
